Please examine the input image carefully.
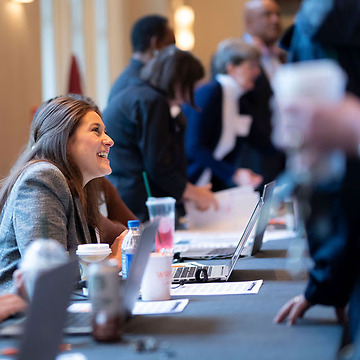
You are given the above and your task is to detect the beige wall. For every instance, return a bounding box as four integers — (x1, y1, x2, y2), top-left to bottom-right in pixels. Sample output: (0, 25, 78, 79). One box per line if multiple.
(0, 0, 41, 178)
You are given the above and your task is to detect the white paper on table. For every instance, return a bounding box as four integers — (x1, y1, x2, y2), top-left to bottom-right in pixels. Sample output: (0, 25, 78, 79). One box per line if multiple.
(67, 299, 189, 316)
(57, 354, 87, 360)
(171, 280, 263, 296)
(132, 299, 189, 315)
(183, 186, 259, 233)
(263, 228, 298, 242)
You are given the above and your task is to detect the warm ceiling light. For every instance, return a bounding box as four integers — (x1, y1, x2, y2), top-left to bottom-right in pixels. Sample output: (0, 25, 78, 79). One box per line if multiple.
(176, 30, 195, 51)
(174, 5, 195, 50)
(174, 6, 194, 27)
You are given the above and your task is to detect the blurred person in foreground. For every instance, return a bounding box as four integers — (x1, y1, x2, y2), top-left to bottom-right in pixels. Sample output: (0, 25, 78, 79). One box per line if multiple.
(272, 0, 360, 351)
(0, 239, 69, 321)
(103, 45, 218, 222)
(183, 38, 263, 191)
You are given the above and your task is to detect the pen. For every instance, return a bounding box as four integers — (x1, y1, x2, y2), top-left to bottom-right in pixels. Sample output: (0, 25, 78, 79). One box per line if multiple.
(171, 301, 181, 311)
(247, 282, 256, 291)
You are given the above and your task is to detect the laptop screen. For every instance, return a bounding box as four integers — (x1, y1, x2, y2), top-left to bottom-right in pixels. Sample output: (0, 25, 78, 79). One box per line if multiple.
(225, 199, 263, 280)
(251, 181, 276, 255)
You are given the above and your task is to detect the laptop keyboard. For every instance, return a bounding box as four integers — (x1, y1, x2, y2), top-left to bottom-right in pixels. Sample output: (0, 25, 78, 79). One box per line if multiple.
(173, 266, 212, 280)
(206, 247, 234, 255)
(65, 311, 91, 328)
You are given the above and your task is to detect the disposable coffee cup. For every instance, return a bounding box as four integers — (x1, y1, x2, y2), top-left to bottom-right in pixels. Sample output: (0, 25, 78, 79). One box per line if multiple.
(272, 60, 347, 184)
(76, 244, 112, 281)
(141, 253, 172, 301)
(272, 59, 347, 150)
(146, 197, 175, 253)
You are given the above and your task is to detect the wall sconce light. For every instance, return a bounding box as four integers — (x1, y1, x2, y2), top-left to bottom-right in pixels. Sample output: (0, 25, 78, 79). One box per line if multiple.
(174, 5, 195, 51)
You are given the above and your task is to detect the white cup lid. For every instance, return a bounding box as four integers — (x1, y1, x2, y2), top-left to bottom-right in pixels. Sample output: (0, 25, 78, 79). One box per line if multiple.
(76, 243, 111, 255)
(146, 197, 176, 206)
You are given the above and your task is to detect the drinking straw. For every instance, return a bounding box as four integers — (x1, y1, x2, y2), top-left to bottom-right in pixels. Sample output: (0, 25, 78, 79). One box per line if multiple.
(142, 171, 152, 198)
(142, 171, 164, 249)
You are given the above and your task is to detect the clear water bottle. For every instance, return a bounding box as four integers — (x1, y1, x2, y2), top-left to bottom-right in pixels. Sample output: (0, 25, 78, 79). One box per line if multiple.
(121, 220, 140, 279)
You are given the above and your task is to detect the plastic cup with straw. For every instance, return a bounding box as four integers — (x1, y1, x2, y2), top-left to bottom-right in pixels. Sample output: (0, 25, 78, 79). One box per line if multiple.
(143, 172, 175, 253)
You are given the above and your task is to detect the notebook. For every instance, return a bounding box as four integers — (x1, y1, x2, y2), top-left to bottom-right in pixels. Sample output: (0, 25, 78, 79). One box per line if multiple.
(0, 220, 159, 338)
(174, 181, 275, 260)
(172, 199, 262, 283)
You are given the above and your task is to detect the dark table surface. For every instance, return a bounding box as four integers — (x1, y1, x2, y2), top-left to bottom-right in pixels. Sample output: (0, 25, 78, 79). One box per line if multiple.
(0, 236, 343, 360)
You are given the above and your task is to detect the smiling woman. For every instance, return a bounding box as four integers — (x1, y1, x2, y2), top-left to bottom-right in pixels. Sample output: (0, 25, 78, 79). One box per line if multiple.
(67, 111, 114, 186)
(0, 96, 114, 294)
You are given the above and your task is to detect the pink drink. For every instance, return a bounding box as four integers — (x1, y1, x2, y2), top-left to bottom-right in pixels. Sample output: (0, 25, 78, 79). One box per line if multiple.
(155, 218, 174, 253)
(146, 197, 176, 253)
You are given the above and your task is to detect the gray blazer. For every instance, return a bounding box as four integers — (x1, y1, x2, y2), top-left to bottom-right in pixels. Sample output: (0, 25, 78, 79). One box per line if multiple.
(0, 161, 91, 294)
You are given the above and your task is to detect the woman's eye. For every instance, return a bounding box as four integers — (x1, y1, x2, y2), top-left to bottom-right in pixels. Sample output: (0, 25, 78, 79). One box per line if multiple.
(91, 127, 100, 134)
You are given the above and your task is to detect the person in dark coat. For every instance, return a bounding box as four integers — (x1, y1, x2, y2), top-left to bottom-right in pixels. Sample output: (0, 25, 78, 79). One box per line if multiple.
(103, 46, 218, 222)
(183, 38, 263, 192)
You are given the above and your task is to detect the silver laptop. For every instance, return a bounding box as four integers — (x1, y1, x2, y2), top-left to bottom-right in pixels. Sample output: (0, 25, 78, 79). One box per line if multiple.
(172, 199, 262, 283)
(249, 181, 276, 255)
(175, 182, 275, 260)
(0, 261, 80, 359)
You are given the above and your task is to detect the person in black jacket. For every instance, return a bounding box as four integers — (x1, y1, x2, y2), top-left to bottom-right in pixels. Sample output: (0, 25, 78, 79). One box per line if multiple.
(183, 38, 263, 192)
(103, 46, 218, 222)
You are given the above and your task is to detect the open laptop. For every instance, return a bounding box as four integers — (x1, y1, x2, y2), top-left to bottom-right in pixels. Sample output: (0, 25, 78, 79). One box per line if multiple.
(174, 181, 275, 260)
(0, 220, 159, 338)
(248, 181, 276, 255)
(172, 199, 262, 283)
(0, 260, 80, 359)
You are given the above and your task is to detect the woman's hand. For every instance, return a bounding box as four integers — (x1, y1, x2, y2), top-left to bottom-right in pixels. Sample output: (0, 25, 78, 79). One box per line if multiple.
(109, 229, 128, 269)
(183, 182, 219, 211)
(0, 294, 27, 322)
(232, 168, 263, 188)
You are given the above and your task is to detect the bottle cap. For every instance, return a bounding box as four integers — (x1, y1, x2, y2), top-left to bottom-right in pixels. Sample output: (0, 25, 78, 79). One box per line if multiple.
(127, 220, 140, 229)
